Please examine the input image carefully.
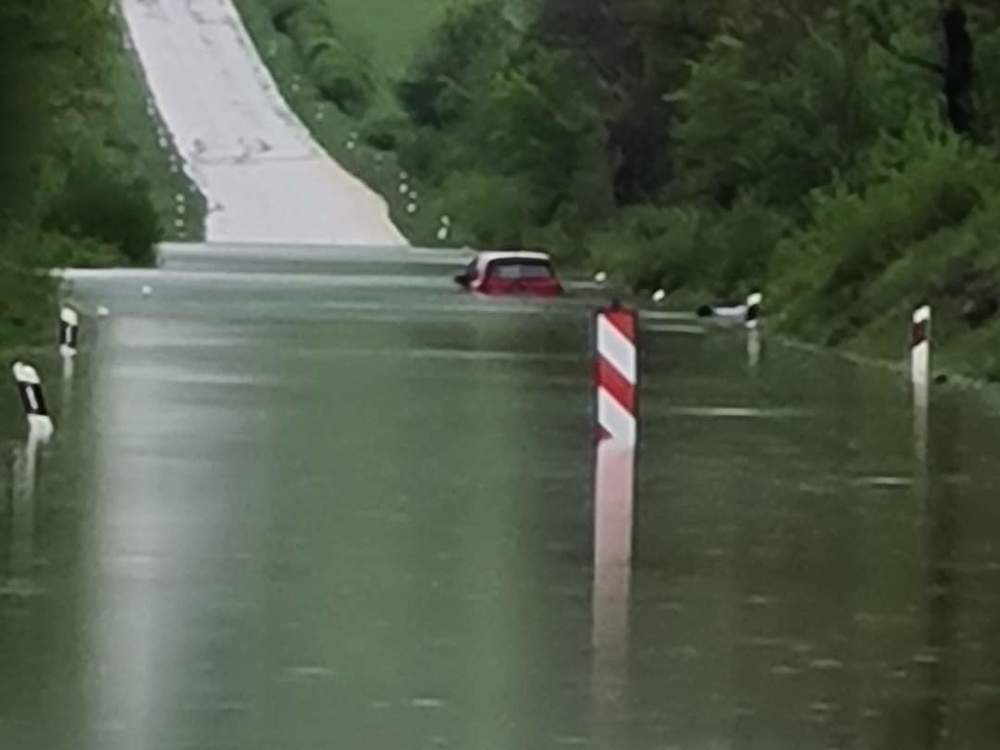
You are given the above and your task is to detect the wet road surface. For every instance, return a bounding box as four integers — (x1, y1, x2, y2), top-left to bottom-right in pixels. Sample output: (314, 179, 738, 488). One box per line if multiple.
(2, 244, 1000, 749)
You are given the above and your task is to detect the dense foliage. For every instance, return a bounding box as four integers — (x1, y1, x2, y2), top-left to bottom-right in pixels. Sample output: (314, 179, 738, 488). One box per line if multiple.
(0, 0, 168, 348)
(384, 0, 1000, 377)
(184, 0, 1000, 378)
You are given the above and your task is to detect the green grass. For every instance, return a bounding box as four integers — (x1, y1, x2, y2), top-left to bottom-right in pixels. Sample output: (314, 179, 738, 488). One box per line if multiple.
(320, 0, 447, 78)
(0, 262, 52, 351)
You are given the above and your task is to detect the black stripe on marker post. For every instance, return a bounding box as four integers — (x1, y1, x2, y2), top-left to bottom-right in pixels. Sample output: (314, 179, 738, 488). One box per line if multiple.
(11, 362, 54, 438)
(13, 364, 49, 418)
(745, 292, 763, 328)
(59, 306, 80, 355)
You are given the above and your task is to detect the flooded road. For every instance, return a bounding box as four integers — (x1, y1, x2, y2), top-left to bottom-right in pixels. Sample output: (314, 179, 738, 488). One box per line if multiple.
(2, 244, 1000, 749)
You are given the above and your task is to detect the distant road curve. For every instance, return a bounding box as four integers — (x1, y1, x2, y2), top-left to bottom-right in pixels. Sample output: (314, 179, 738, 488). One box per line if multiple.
(121, 0, 406, 246)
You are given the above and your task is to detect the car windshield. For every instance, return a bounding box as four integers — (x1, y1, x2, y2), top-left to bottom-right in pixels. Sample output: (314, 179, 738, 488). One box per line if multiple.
(488, 259, 554, 280)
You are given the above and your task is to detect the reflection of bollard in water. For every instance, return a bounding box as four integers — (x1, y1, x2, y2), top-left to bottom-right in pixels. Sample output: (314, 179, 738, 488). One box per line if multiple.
(59, 305, 80, 358)
(591, 303, 638, 720)
(10, 432, 42, 574)
(59, 305, 79, 415)
(11, 362, 54, 441)
(747, 328, 762, 370)
(914, 384, 929, 468)
(592, 438, 634, 712)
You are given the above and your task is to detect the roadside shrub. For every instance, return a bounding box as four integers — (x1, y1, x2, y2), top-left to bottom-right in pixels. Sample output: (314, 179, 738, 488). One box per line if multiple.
(270, 0, 374, 116)
(700, 197, 789, 297)
(438, 171, 539, 247)
(361, 115, 407, 151)
(769, 128, 1000, 343)
(587, 205, 704, 292)
(396, 126, 457, 183)
(269, 0, 308, 31)
(522, 221, 581, 265)
(397, 0, 513, 128)
(43, 152, 161, 265)
(0, 261, 50, 348)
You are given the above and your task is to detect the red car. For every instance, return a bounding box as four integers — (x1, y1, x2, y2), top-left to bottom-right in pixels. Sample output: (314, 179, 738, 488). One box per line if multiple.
(454, 252, 564, 296)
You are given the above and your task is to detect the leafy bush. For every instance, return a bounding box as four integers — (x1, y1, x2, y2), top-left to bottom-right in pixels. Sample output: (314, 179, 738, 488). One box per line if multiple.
(273, 0, 374, 116)
(397, 0, 513, 127)
(0, 262, 51, 349)
(587, 205, 704, 292)
(769, 127, 1000, 343)
(361, 114, 407, 151)
(0, 224, 120, 349)
(43, 151, 162, 265)
(438, 171, 539, 247)
(700, 198, 789, 297)
(310, 41, 372, 115)
(396, 126, 455, 183)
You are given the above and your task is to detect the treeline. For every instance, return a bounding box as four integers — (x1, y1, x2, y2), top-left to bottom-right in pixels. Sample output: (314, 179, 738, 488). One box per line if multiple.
(250, 0, 1000, 377)
(0, 0, 163, 347)
(391, 1, 1000, 367)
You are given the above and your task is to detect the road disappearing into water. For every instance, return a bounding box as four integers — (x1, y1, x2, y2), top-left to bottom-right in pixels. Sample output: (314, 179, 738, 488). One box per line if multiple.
(3, 244, 1000, 748)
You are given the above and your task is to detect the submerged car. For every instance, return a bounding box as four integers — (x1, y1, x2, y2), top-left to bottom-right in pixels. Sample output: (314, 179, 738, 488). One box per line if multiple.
(453, 251, 564, 296)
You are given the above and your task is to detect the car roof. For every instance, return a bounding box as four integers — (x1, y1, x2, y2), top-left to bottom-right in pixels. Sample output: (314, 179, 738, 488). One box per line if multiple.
(476, 251, 553, 265)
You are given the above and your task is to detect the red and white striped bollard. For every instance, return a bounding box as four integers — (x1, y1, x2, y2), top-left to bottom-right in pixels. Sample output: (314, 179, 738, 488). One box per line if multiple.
(591, 303, 639, 716)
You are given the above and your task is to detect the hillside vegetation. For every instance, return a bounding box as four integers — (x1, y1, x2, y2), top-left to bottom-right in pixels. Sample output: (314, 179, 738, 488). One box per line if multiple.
(245, 0, 1000, 380)
(0, 0, 204, 350)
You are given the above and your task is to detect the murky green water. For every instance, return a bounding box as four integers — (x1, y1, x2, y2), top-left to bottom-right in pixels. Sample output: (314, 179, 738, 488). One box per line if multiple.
(2, 245, 999, 749)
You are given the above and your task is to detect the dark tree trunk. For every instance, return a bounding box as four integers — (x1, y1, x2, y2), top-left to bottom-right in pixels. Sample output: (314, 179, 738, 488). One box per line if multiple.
(942, 3, 974, 133)
(608, 114, 657, 204)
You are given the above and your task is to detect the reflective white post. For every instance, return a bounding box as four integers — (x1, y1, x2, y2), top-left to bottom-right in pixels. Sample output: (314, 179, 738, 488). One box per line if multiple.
(12, 362, 54, 440)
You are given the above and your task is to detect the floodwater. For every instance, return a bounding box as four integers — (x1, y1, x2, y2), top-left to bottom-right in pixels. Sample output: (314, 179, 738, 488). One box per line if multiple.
(2, 244, 1000, 749)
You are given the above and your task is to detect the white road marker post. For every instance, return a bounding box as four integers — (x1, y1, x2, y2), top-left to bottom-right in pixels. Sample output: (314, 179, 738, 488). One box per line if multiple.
(436, 215, 452, 242)
(59, 306, 80, 359)
(11, 362, 54, 440)
(911, 305, 932, 461)
(591, 302, 639, 719)
(745, 292, 763, 330)
(911, 305, 932, 391)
